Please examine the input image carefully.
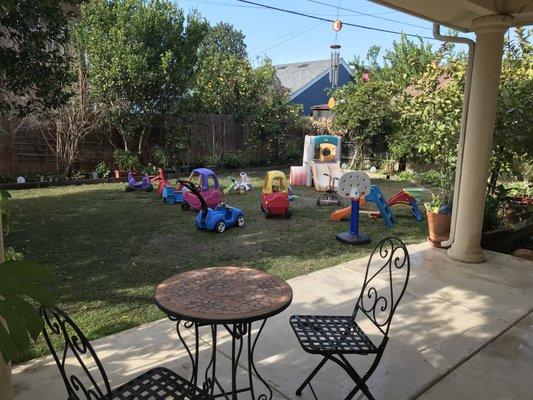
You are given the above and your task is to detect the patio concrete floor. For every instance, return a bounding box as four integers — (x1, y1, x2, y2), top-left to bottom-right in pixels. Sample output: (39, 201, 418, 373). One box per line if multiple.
(12, 242, 533, 399)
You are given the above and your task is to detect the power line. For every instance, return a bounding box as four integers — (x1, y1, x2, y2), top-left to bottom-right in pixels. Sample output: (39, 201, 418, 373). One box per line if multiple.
(252, 21, 325, 55)
(306, 0, 429, 30)
(235, 0, 436, 40)
(250, 22, 320, 51)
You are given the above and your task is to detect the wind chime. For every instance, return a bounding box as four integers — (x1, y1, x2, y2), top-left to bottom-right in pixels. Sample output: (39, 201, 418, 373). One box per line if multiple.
(328, 19, 342, 109)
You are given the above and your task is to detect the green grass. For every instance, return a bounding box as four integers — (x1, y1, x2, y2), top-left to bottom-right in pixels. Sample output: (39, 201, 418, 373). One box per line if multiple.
(5, 169, 428, 362)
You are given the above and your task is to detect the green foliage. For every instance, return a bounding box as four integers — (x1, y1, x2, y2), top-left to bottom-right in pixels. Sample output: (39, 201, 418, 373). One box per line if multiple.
(483, 185, 508, 231)
(151, 147, 168, 168)
(396, 171, 417, 182)
(0, 0, 73, 115)
(333, 79, 398, 149)
(419, 170, 443, 187)
(489, 27, 533, 192)
(95, 161, 111, 178)
(164, 125, 189, 167)
(113, 149, 140, 171)
(220, 152, 243, 169)
(76, 0, 208, 153)
(0, 260, 57, 362)
(199, 22, 247, 58)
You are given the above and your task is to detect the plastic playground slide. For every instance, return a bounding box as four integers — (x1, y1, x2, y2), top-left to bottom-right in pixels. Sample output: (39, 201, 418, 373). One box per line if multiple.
(330, 205, 351, 221)
(310, 162, 342, 191)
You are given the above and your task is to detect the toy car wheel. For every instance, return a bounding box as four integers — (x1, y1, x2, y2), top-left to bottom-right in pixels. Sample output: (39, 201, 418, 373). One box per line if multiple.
(146, 185, 153, 192)
(181, 202, 190, 211)
(285, 209, 292, 219)
(264, 209, 271, 219)
(316, 197, 321, 206)
(125, 186, 133, 192)
(215, 221, 226, 233)
(237, 215, 245, 227)
(166, 196, 176, 205)
(337, 197, 343, 206)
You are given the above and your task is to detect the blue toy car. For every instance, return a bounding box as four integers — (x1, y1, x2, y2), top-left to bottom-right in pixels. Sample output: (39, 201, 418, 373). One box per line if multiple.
(195, 203, 245, 233)
(162, 186, 184, 205)
(178, 179, 245, 233)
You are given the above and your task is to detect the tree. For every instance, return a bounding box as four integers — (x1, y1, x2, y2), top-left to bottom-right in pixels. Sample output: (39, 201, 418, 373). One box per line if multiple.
(199, 22, 247, 58)
(333, 79, 398, 168)
(490, 27, 533, 192)
(380, 33, 438, 89)
(0, 0, 74, 116)
(77, 0, 208, 154)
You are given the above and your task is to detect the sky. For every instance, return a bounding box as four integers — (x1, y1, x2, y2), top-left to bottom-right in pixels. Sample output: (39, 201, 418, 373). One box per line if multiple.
(176, 0, 477, 66)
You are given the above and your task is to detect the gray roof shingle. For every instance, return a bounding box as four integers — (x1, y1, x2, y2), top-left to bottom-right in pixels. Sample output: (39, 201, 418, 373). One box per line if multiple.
(274, 59, 332, 94)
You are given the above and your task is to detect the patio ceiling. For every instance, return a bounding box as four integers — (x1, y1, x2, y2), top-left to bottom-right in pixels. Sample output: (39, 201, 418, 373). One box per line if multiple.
(370, 0, 533, 31)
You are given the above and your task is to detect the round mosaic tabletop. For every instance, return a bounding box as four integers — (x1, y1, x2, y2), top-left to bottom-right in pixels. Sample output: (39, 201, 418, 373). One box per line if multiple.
(155, 267, 293, 324)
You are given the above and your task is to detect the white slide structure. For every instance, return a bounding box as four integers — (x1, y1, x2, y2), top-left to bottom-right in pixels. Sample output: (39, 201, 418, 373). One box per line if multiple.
(310, 162, 343, 191)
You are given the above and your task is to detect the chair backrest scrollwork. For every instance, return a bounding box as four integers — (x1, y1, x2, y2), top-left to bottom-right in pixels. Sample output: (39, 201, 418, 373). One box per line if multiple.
(353, 237, 411, 337)
(40, 306, 112, 400)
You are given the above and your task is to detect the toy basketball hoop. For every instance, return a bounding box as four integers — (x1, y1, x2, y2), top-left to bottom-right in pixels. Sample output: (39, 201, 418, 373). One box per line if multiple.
(336, 171, 372, 245)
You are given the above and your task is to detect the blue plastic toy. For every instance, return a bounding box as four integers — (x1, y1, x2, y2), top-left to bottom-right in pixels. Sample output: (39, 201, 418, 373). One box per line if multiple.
(125, 172, 153, 192)
(178, 179, 245, 233)
(162, 185, 184, 205)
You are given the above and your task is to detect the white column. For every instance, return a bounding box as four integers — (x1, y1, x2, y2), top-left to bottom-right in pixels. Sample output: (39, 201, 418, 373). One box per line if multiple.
(447, 15, 512, 263)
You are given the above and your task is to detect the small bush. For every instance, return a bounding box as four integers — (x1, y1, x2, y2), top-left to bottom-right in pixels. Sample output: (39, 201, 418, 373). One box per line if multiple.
(396, 171, 417, 182)
(95, 161, 110, 178)
(221, 152, 243, 169)
(419, 170, 442, 187)
(113, 149, 141, 171)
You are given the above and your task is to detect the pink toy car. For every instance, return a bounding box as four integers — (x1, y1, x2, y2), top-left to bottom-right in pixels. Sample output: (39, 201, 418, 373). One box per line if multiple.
(181, 168, 222, 211)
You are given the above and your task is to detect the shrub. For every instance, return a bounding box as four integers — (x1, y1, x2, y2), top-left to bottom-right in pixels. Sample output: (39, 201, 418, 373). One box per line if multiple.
(95, 161, 110, 178)
(152, 146, 168, 168)
(396, 171, 417, 182)
(113, 149, 140, 171)
(419, 170, 442, 187)
(483, 185, 508, 231)
(221, 152, 243, 169)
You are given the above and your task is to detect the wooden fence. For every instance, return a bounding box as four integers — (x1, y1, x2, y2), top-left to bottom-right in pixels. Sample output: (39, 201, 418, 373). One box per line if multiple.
(0, 114, 258, 177)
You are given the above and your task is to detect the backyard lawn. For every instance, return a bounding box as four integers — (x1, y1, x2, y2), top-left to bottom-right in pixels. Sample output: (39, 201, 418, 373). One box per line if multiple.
(6, 169, 429, 362)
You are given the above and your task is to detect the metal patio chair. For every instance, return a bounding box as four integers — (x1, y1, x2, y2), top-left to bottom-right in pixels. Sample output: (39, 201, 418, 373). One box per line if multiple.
(289, 237, 411, 400)
(41, 306, 210, 400)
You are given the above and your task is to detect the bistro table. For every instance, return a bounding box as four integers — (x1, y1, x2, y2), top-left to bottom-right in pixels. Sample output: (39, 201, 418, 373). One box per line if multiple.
(155, 267, 293, 400)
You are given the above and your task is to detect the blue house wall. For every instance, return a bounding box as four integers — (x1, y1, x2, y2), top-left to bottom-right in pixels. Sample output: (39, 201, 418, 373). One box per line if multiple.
(291, 65, 353, 115)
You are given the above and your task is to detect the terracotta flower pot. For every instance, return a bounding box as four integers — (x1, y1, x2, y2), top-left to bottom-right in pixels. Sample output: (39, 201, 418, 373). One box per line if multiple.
(114, 170, 127, 178)
(426, 211, 451, 248)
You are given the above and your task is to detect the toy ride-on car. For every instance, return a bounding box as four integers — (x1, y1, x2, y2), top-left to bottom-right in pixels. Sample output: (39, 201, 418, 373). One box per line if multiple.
(125, 172, 153, 192)
(261, 170, 291, 218)
(162, 184, 184, 205)
(178, 180, 245, 233)
(181, 168, 222, 211)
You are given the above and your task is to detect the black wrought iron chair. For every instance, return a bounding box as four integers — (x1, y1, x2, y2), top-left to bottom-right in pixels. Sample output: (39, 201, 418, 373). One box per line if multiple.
(289, 237, 411, 400)
(40, 306, 210, 400)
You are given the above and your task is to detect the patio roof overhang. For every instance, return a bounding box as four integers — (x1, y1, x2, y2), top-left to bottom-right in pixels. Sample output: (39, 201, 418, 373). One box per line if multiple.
(370, 0, 533, 32)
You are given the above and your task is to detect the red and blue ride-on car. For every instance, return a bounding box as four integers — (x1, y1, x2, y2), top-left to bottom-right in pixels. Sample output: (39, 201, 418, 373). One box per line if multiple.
(162, 184, 184, 205)
(178, 180, 245, 233)
(261, 171, 291, 218)
(125, 172, 153, 192)
(181, 168, 222, 211)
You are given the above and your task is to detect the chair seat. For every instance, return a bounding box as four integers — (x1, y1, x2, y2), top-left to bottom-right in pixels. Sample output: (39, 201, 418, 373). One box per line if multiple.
(110, 367, 209, 400)
(290, 315, 378, 355)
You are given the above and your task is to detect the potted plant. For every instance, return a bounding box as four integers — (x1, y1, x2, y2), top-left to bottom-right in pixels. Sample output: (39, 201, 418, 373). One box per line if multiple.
(113, 150, 140, 178)
(425, 192, 452, 247)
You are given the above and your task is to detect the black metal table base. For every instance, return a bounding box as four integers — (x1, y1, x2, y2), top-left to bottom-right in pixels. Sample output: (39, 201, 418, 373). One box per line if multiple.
(170, 317, 272, 400)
